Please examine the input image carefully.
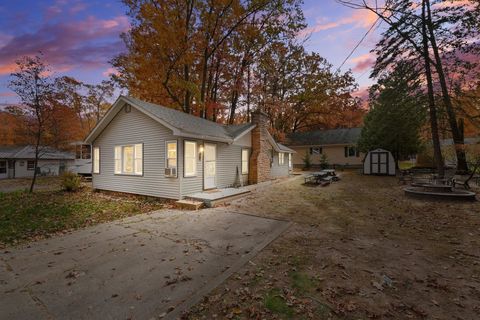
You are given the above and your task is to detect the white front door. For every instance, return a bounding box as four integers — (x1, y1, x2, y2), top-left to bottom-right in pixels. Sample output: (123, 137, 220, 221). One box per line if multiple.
(203, 143, 216, 189)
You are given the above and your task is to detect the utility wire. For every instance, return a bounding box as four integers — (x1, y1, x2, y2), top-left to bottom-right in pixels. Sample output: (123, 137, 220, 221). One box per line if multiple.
(336, 17, 381, 73)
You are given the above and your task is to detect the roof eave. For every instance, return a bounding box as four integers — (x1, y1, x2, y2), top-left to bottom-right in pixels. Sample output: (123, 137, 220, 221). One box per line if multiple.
(286, 143, 358, 147)
(85, 96, 180, 143)
(175, 130, 233, 143)
(232, 124, 256, 141)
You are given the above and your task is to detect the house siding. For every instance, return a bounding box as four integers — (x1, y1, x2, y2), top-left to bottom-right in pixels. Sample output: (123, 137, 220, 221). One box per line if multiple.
(271, 152, 290, 178)
(14, 159, 68, 178)
(216, 143, 249, 188)
(291, 145, 364, 167)
(179, 139, 250, 197)
(92, 106, 181, 199)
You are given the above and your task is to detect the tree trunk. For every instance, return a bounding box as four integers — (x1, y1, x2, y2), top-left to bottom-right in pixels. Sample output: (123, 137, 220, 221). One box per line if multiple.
(183, 0, 194, 114)
(200, 48, 209, 118)
(422, 0, 444, 177)
(425, 0, 468, 173)
(246, 64, 251, 122)
(184, 64, 191, 114)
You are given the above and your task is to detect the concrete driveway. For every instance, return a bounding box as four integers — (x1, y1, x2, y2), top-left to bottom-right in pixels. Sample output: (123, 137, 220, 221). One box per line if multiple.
(0, 209, 290, 320)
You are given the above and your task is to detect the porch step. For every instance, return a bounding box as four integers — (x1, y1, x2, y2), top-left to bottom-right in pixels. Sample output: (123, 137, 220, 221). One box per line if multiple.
(187, 189, 250, 208)
(175, 199, 204, 210)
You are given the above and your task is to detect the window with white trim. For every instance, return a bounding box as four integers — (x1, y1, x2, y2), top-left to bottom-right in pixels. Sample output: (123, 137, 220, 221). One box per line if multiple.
(344, 146, 359, 158)
(93, 147, 100, 174)
(310, 147, 322, 155)
(166, 141, 177, 169)
(288, 153, 292, 168)
(114, 144, 143, 175)
(27, 160, 35, 170)
(279, 152, 285, 165)
(184, 141, 197, 177)
(241, 149, 249, 174)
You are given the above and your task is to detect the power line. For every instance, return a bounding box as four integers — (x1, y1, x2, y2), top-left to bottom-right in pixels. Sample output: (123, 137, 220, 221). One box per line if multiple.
(336, 17, 381, 73)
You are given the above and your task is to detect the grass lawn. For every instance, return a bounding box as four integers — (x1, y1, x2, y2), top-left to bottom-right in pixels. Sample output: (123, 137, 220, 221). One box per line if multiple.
(187, 171, 480, 319)
(0, 187, 170, 247)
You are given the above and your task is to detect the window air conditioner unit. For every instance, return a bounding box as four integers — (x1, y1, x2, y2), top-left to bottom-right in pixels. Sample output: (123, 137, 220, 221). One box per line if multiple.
(165, 167, 177, 177)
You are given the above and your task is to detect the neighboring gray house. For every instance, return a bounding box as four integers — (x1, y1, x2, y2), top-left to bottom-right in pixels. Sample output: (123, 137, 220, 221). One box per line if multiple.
(0, 145, 74, 179)
(84, 96, 294, 199)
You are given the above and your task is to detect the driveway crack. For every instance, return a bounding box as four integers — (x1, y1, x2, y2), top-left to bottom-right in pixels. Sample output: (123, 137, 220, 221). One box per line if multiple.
(23, 287, 55, 320)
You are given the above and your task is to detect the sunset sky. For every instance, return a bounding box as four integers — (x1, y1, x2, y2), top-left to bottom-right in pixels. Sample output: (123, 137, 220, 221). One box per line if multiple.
(0, 0, 380, 106)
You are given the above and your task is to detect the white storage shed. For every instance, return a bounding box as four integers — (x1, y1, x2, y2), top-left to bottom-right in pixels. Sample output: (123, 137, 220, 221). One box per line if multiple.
(363, 148, 396, 176)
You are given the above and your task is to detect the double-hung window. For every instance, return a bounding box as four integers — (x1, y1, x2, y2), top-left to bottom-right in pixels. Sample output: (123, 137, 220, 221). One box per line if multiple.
(93, 147, 100, 174)
(279, 152, 285, 165)
(344, 146, 359, 158)
(0, 160, 6, 174)
(27, 160, 35, 170)
(166, 141, 177, 169)
(310, 147, 322, 155)
(241, 149, 249, 174)
(114, 144, 143, 175)
(288, 153, 292, 168)
(184, 141, 197, 177)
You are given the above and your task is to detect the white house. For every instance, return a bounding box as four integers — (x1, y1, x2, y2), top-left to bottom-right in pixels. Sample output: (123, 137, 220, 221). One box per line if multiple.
(84, 96, 295, 199)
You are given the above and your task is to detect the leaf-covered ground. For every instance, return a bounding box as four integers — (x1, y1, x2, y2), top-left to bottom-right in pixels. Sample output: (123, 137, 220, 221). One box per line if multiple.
(185, 171, 480, 319)
(0, 187, 170, 247)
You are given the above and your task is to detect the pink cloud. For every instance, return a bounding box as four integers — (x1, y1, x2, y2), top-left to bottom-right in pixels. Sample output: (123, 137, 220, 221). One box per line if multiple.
(102, 67, 119, 77)
(0, 63, 17, 75)
(0, 15, 128, 75)
(70, 2, 88, 14)
(0, 91, 16, 98)
(352, 86, 369, 99)
(299, 10, 378, 37)
(350, 53, 376, 72)
(433, 0, 472, 9)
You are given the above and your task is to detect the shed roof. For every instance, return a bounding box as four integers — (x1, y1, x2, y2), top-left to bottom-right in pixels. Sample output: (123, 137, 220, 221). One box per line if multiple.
(0, 145, 74, 160)
(286, 128, 362, 146)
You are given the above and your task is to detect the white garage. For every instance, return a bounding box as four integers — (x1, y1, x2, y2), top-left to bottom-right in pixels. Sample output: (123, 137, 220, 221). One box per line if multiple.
(363, 148, 396, 176)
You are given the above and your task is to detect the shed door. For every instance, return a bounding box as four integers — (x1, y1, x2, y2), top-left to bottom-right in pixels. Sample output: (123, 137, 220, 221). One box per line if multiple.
(379, 153, 388, 174)
(370, 152, 389, 175)
(203, 144, 216, 190)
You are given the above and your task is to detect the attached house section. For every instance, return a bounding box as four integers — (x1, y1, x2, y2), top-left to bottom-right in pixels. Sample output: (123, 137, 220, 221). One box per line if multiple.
(91, 106, 181, 199)
(286, 128, 364, 168)
(85, 96, 294, 200)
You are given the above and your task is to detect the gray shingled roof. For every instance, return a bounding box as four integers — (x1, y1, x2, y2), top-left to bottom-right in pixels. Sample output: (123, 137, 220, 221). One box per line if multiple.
(122, 96, 253, 141)
(0, 145, 74, 160)
(286, 128, 362, 146)
(223, 123, 256, 138)
(277, 143, 295, 153)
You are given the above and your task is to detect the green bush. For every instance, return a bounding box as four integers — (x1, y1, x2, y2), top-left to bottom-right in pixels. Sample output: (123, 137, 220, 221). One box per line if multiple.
(320, 153, 329, 169)
(61, 172, 82, 192)
(303, 151, 311, 170)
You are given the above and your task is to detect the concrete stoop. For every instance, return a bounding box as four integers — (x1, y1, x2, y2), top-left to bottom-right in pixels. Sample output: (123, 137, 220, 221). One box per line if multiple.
(175, 199, 204, 210)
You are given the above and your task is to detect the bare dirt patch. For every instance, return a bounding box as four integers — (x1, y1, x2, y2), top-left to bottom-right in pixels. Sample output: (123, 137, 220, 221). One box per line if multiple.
(186, 171, 480, 319)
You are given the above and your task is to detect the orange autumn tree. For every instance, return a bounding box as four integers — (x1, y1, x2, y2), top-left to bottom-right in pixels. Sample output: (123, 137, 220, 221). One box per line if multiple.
(113, 0, 361, 135)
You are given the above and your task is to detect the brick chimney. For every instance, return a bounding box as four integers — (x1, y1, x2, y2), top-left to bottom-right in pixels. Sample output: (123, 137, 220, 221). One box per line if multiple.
(249, 109, 272, 184)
